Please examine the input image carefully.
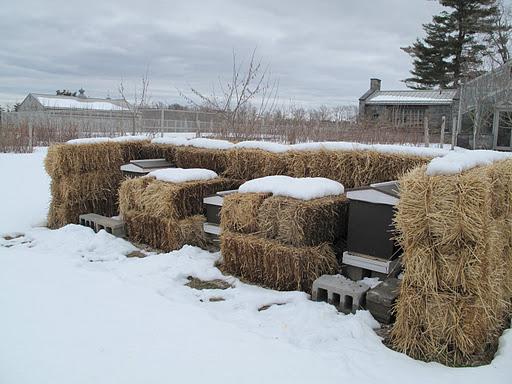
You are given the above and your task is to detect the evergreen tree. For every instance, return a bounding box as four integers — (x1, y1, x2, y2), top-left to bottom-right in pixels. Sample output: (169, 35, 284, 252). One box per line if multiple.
(403, 0, 502, 89)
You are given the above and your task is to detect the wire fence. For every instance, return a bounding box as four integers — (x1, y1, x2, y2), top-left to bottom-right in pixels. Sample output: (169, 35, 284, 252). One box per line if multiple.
(0, 109, 452, 153)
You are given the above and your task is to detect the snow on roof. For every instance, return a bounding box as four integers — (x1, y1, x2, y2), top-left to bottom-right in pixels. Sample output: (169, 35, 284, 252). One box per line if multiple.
(366, 89, 457, 105)
(67, 136, 149, 145)
(33, 94, 130, 111)
(239, 175, 344, 200)
(426, 150, 512, 176)
(147, 168, 218, 183)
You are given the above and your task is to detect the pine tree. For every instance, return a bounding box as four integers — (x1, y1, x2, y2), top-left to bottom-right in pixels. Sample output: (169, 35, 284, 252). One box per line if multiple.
(403, 0, 502, 89)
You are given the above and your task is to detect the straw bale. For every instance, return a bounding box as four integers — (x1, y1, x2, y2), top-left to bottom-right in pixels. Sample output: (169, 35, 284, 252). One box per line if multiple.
(391, 283, 506, 366)
(118, 176, 153, 213)
(119, 177, 240, 220)
(53, 170, 124, 204)
(257, 195, 348, 246)
(224, 149, 289, 180)
(221, 192, 348, 246)
(124, 211, 208, 251)
(138, 143, 177, 164)
(220, 193, 270, 234)
(174, 146, 229, 174)
(287, 150, 429, 188)
(119, 140, 151, 162)
(220, 231, 339, 292)
(47, 197, 118, 229)
(45, 142, 125, 178)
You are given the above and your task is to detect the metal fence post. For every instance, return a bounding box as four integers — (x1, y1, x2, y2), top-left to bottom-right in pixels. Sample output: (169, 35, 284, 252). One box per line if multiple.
(424, 116, 430, 147)
(451, 116, 457, 150)
(440, 115, 446, 148)
(28, 119, 33, 149)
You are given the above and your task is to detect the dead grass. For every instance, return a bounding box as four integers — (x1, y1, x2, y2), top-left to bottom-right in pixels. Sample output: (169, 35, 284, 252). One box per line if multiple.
(186, 276, 233, 290)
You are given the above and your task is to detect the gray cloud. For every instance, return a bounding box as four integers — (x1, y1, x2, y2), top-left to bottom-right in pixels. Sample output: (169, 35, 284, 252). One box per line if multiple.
(0, 0, 450, 107)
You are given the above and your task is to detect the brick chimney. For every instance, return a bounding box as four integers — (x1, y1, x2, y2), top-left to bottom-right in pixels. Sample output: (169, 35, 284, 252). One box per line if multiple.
(370, 78, 381, 91)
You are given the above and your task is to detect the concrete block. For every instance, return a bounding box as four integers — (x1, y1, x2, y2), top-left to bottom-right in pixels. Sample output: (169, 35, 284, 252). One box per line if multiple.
(79, 213, 126, 238)
(366, 278, 400, 324)
(312, 275, 370, 314)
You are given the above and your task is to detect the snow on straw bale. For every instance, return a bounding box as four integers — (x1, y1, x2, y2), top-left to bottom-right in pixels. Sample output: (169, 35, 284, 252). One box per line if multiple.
(151, 137, 234, 149)
(147, 168, 218, 183)
(426, 150, 512, 176)
(67, 136, 149, 145)
(234, 141, 290, 153)
(238, 176, 344, 200)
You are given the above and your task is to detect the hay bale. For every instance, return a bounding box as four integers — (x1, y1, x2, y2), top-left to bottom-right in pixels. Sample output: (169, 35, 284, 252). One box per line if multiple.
(47, 197, 118, 229)
(221, 192, 348, 247)
(45, 142, 125, 178)
(224, 149, 289, 180)
(391, 283, 506, 366)
(391, 159, 512, 366)
(287, 150, 429, 188)
(138, 143, 177, 164)
(119, 176, 241, 221)
(257, 195, 348, 246)
(174, 146, 229, 174)
(221, 192, 270, 234)
(124, 212, 209, 251)
(220, 231, 339, 292)
(54, 170, 124, 204)
(119, 175, 241, 251)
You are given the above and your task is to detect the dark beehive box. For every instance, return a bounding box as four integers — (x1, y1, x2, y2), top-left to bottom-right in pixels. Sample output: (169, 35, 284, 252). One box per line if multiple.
(203, 190, 238, 232)
(346, 181, 400, 260)
(120, 158, 174, 177)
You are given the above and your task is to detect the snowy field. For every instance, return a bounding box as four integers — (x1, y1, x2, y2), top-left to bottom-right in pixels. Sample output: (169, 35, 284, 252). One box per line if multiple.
(0, 149, 511, 384)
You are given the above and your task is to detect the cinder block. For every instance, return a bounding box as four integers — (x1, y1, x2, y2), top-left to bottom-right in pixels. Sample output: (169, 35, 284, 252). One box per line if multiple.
(79, 213, 126, 238)
(312, 275, 370, 314)
(366, 278, 400, 324)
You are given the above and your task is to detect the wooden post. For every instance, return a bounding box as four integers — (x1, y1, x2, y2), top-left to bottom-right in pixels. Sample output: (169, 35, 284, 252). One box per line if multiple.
(440, 115, 446, 148)
(451, 116, 457, 150)
(424, 116, 430, 147)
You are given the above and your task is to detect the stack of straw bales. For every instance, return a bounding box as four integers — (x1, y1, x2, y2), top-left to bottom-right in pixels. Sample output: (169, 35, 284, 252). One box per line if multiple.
(45, 140, 167, 228)
(119, 175, 240, 251)
(391, 160, 512, 366)
(220, 193, 347, 292)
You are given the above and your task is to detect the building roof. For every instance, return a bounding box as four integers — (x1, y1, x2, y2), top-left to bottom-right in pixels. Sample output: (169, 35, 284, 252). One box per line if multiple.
(365, 89, 458, 105)
(30, 93, 131, 111)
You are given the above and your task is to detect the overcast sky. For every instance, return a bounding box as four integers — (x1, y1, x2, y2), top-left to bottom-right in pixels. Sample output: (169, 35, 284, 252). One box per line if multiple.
(1, 0, 455, 107)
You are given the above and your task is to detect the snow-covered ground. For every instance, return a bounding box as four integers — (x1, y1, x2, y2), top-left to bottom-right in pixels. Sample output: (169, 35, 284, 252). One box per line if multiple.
(0, 150, 511, 384)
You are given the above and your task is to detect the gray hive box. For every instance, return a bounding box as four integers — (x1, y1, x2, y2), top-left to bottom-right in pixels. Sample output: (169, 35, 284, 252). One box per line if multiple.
(366, 278, 400, 324)
(346, 181, 400, 260)
(203, 190, 238, 236)
(120, 158, 173, 177)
